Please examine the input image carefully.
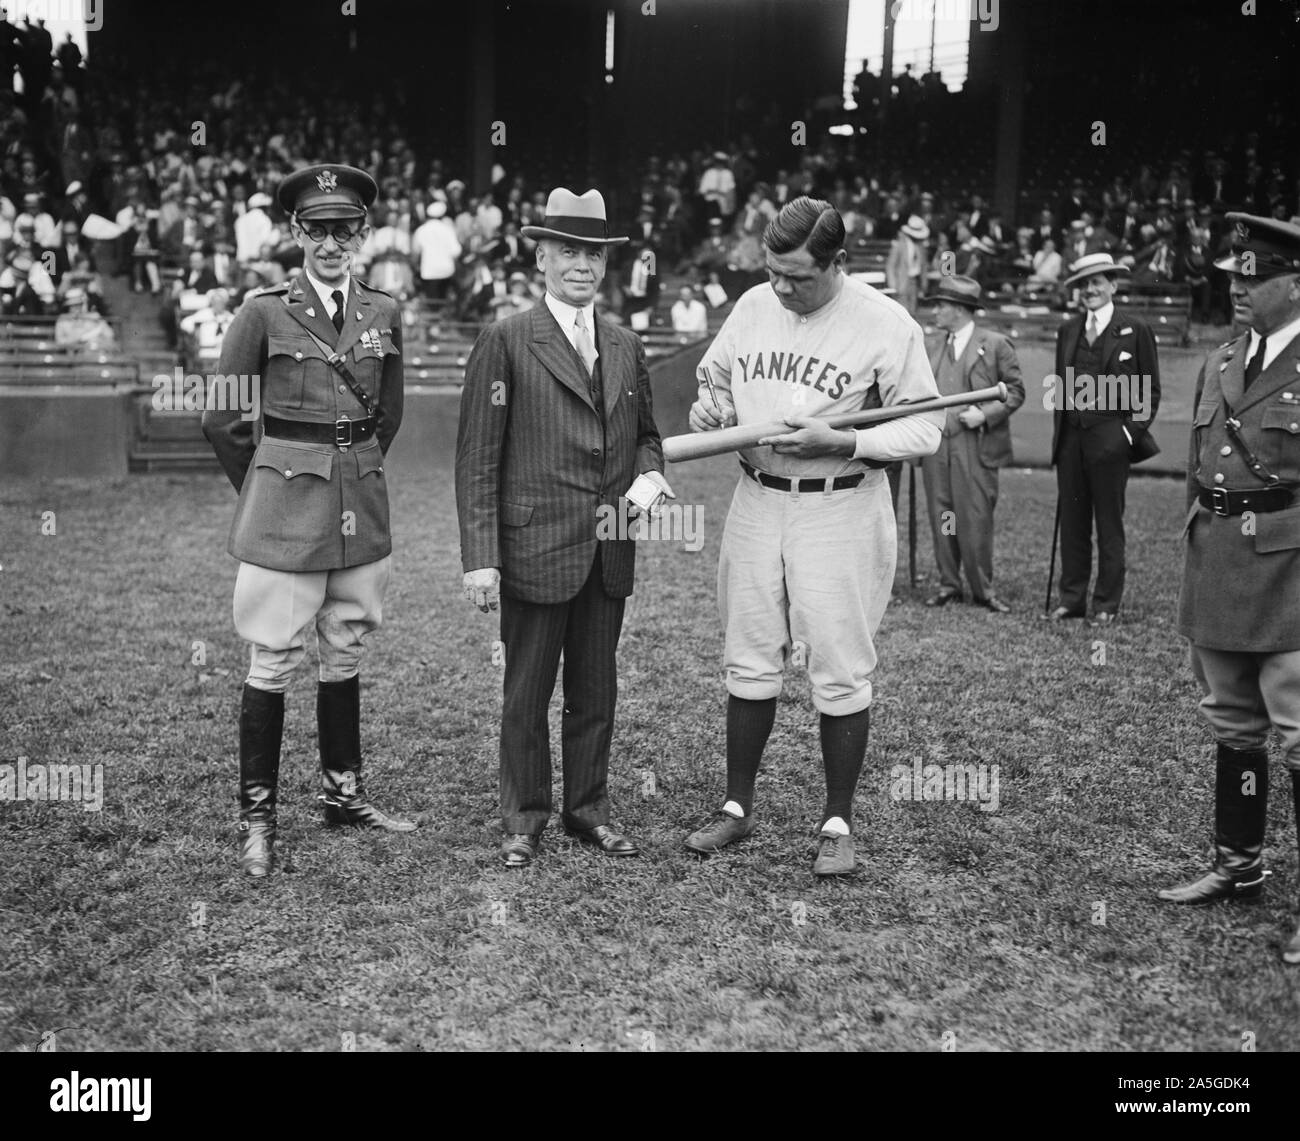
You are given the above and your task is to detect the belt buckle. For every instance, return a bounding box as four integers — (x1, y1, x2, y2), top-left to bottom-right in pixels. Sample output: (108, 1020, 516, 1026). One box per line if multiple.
(335, 415, 353, 450)
(1209, 487, 1229, 516)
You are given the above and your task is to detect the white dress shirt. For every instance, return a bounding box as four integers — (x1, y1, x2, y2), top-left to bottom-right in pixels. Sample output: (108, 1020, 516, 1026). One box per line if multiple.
(303, 269, 350, 323)
(544, 292, 598, 363)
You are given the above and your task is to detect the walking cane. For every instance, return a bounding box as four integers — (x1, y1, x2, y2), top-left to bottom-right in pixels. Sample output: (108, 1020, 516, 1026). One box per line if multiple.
(1044, 494, 1061, 616)
(908, 464, 918, 589)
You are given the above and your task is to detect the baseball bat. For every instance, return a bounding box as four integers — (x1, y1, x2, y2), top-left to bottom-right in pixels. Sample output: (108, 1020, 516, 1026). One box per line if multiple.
(908, 463, 918, 589)
(664, 382, 1009, 463)
(1044, 493, 1061, 617)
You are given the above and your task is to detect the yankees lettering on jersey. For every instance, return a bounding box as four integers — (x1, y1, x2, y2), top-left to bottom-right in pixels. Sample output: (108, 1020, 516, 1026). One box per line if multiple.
(697, 275, 941, 478)
(732, 350, 852, 399)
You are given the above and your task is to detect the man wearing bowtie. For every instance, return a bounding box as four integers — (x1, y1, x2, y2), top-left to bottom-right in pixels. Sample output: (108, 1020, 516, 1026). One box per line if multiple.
(1161, 213, 1300, 966)
(1048, 253, 1161, 625)
(204, 163, 415, 879)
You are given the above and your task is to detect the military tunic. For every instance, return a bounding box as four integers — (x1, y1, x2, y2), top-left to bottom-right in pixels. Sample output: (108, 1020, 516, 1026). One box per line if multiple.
(1178, 330, 1300, 652)
(202, 274, 404, 572)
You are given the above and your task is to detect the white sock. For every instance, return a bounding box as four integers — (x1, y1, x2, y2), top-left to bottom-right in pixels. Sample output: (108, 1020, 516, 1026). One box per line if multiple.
(821, 816, 849, 836)
(722, 800, 745, 818)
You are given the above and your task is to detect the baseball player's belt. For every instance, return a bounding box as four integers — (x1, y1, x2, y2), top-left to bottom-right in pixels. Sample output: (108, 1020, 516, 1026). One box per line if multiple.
(264, 414, 377, 449)
(740, 459, 865, 493)
(1197, 484, 1294, 517)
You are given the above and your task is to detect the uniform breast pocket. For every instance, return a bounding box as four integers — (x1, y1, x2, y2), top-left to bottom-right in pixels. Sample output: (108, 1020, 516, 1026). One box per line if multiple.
(266, 334, 330, 411)
(349, 331, 398, 404)
(1260, 402, 1300, 483)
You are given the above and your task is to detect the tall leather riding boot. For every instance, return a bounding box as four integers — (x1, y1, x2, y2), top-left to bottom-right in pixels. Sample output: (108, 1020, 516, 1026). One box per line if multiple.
(1285, 774, 1300, 966)
(1159, 742, 1268, 904)
(238, 684, 284, 878)
(317, 675, 416, 832)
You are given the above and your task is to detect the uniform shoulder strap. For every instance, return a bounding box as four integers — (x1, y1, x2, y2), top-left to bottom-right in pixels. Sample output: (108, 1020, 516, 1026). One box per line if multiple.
(278, 293, 378, 420)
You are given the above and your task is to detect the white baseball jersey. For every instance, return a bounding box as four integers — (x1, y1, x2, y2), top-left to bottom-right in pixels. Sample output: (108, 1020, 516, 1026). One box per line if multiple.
(697, 275, 943, 478)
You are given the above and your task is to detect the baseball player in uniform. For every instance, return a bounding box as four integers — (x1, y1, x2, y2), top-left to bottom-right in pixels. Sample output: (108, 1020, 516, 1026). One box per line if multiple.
(1160, 213, 1300, 965)
(204, 163, 415, 879)
(683, 196, 943, 875)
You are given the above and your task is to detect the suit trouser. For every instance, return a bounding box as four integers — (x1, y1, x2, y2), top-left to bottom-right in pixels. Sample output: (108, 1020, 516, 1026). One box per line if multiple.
(498, 553, 626, 834)
(1055, 419, 1129, 614)
(1191, 645, 1300, 773)
(921, 430, 998, 600)
(233, 557, 390, 692)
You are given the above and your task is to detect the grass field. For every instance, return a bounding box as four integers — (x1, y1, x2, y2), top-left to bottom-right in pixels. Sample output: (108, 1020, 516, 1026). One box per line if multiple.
(2, 454, 1299, 1052)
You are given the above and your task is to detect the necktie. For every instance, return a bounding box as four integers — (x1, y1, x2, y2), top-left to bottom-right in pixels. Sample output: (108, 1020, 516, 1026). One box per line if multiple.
(947, 333, 957, 362)
(330, 289, 345, 335)
(574, 310, 598, 377)
(1086, 314, 1099, 345)
(1245, 336, 1268, 389)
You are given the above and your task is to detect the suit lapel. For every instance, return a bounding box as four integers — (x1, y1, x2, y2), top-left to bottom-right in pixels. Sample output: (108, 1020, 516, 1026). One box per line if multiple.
(1061, 313, 1083, 369)
(596, 317, 626, 419)
(287, 274, 346, 349)
(527, 303, 596, 412)
(957, 328, 979, 390)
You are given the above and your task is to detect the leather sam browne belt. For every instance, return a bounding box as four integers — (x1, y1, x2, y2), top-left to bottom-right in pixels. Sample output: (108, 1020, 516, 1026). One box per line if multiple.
(1197, 484, 1295, 516)
(264, 414, 376, 449)
(741, 459, 865, 493)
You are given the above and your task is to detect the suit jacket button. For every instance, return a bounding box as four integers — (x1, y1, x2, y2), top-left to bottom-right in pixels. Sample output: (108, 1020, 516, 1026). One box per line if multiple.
(338, 384, 347, 393)
(1221, 445, 1231, 456)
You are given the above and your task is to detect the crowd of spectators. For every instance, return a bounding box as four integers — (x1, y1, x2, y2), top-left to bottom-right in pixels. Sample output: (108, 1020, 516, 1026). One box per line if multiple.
(3, 15, 1297, 353)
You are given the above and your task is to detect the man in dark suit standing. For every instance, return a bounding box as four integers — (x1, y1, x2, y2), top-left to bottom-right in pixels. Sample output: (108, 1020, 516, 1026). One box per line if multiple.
(203, 164, 415, 878)
(918, 276, 1024, 612)
(456, 188, 671, 868)
(1160, 214, 1300, 966)
(1048, 254, 1161, 624)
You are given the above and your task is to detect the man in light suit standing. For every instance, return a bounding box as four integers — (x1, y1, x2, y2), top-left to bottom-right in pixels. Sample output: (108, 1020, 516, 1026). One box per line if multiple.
(919, 276, 1024, 612)
(456, 188, 673, 867)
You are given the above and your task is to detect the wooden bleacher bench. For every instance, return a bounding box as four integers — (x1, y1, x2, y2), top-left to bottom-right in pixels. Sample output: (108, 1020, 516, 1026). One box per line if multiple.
(1112, 282, 1192, 347)
(0, 349, 140, 387)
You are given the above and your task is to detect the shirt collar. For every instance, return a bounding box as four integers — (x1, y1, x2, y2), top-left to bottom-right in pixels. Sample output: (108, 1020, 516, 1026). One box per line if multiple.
(1251, 311, 1300, 370)
(545, 292, 596, 341)
(950, 318, 975, 359)
(1087, 300, 1114, 334)
(303, 268, 349, 312)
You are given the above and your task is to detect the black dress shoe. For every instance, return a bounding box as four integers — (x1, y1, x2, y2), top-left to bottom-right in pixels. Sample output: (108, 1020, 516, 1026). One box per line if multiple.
(1044, 606, 1085, 621)
(976, 596, 1011, 613)
(925, 591, 963, 607)
(501, 833, 540, 867)
(1089, 611, 1120, 627)
(566, 823, 640, 857)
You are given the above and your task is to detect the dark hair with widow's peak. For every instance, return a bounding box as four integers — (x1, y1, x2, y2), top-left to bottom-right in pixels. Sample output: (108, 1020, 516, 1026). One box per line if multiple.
(762, 196, 846, 269)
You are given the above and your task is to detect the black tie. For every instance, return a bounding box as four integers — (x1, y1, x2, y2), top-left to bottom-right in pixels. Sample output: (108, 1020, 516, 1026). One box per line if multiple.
(330, 290, 345, 336)
(1244, 336, 1267, 390)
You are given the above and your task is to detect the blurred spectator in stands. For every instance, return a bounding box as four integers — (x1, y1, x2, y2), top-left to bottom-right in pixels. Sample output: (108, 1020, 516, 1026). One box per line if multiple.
(876, 193, 905, 242)
(17, 192, 56, 250)
(886, 215, 929, 314)
(1133, 164, 1158, 204)
(1114, 199, 1144, 255)
(852, 63, 880, 118)
(474, 194, 503, 244)
(670, 284, 708, 338)
(1032, 206, 1057, 253)
(54, 286, 115, 350)
(929, 231, 953, 279)
(682, 216, 733, 281)
(368, 246, 414, 301)
(624, 242, 658, 322)
(1, 247, 54, 314)
(117, 196, 162, 293)
(247, 241, 287, 287)
(413, 200, 461, 301)
(1010, 228, 1035, 275)
(163, 196, 206, 262)
(1195, 154, 1234, 209)
(180, 287, 234, 367)
(235, 191, 274, 265)
(1132, 229, 1179, 284)
(963, 236, 998, 289)
(699, 151, 736, 230)
(1158, 163, 1189, 207)
(55, 33, 81, 86)
(363, 207, 411, 262)
(490, 271, 535, 323)
(1182, 225, 1213, 322)
(15, 15, 52, 100)
(51, 218, 92, 276)
(62, 182, 91, 227)
(485, 219, 526, 272)
(965, 194, 990, 238)
(1059, 178, 1089, 227)
(732, 185, 777, 271)
(1029, 237, 1063, 285)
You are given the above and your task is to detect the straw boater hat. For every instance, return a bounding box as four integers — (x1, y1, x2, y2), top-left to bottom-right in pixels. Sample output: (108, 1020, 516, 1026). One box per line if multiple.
(921, 274, 982, 309)
(900, 215, 930, 241)
(1063, 252, 1131, 288)
(521, 188, 628, 245)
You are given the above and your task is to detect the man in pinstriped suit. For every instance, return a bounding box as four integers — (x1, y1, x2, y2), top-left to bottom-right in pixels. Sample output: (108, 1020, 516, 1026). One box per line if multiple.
(455, 188, 672, 867)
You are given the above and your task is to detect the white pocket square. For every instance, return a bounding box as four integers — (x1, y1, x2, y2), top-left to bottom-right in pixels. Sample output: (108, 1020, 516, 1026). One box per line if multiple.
(1119, 351, 1133, 362)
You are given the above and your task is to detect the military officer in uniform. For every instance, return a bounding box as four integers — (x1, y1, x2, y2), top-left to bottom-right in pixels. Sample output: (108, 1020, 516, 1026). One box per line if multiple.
(1160, 213, 1300, 966)
(203, 164, 415, 878)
